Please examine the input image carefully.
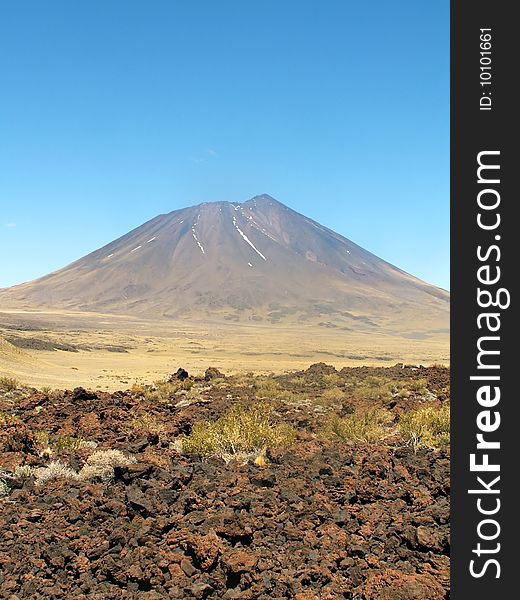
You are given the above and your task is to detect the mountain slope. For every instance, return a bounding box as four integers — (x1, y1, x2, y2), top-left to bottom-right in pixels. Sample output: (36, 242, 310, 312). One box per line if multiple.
(0, 195, 449, 333)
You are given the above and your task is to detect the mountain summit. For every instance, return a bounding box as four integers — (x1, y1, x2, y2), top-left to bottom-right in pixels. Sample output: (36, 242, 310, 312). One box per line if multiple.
(0, 195, 448, 332)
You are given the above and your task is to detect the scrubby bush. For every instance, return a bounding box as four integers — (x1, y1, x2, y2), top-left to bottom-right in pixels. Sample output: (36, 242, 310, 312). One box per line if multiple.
(79, 449, 136, 483)
(253, 379, 303, 404)
(323, 409, 393, 444)
(181, 402, 295, 458)
(398, 405, 450, 448)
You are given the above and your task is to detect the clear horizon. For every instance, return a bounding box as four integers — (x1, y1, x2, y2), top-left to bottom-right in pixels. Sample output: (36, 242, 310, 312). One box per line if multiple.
(0, 1, 449, 290)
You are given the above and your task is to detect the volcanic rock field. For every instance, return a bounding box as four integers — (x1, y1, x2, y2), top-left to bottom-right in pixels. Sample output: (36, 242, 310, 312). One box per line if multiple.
(0, 364, 450, 599)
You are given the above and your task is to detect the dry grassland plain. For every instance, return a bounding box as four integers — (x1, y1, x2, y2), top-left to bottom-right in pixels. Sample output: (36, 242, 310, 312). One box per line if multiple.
(0, 308, 449, 390)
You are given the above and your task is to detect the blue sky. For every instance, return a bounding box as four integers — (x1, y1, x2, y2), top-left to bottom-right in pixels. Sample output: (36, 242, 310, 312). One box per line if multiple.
(0, 0, 449, 290)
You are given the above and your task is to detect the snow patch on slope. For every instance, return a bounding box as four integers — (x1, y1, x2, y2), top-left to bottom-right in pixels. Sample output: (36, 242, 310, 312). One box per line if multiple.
(232, 216, 267, 261)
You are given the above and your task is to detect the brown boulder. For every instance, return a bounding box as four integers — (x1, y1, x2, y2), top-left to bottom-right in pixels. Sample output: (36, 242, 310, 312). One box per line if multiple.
(204, 367, 225, 381)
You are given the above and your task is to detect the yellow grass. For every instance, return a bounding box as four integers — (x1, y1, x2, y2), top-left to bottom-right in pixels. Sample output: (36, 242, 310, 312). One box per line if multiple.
(398, 405, 450, 448)
(181, 402, 296, 458)
(322, 409, 394, 444)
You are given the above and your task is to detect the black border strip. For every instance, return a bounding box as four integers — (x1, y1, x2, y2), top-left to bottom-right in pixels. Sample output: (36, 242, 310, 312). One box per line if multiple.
(451, 1, 517, 596)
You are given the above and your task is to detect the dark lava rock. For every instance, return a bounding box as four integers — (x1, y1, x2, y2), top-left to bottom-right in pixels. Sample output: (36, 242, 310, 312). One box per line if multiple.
(71, 387, 98, 402)
(250, 471, 277, 488)
(170, 368, 189, 382)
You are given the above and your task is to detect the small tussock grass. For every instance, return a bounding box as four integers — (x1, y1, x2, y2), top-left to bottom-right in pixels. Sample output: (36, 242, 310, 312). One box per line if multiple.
(0, 376, 20, 392)
(254, 378, 281, 398)
(181, 402, 296, 459)
(322, 408, 394, 445)
(346, 376, 395, 402)
(289, 375, 307, 386)
(398, 405, 450, 448)
(124, 412, 165, 435)
(34, 430, 50, 447)
(275, 390, 302, 403)
(130, 378, 194, 403)
(345, 376, 429, 403)
(405, 378, 430, 395)
(321, 373, 344, 387)
(319, 387, 345, 403)
(254, 379, 302, 404)
(35, 461, 81, 485)
(229, 373, 254, 388)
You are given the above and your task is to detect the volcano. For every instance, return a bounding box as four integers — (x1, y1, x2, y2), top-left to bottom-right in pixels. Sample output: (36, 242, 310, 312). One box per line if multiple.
(0, 195, 448, 333)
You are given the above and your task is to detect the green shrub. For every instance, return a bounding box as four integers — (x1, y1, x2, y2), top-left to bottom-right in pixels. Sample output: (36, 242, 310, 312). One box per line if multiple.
(398, 405, 450, 448)
(129, 383, 147, 397)
(143, 379, 194, 402)
(133, 379, 195, 403)
(322, 409, 393, 444)
(181, 402, 295, 458)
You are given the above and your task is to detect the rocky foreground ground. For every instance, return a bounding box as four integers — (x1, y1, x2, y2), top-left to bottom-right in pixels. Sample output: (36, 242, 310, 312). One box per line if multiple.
(0, 364, 450, 599)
